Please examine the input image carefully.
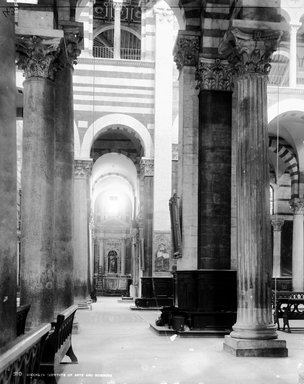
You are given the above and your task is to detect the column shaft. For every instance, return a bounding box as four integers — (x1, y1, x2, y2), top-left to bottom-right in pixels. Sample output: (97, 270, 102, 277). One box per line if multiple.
(121, 238, 126, 275)
(113, 1, 122, 59)
(99, 239, 104, 273)
(73, 160, 92, 302)
(21, 77, 55, 327)
(289, 24, 300, 88)
(0, 0, 17, 346)
(290, 199, 304, 291)
(271, 218, 284, 278)
(53, 64, 74, 313)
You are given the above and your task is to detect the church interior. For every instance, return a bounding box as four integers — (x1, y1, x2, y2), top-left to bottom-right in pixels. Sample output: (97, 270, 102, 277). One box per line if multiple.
(2, 0, 304, 382)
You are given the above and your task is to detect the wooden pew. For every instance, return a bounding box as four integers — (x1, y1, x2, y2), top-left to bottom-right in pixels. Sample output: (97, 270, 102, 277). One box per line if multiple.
(0, 323, 51, 384)
(16, 304, 31, 336)
(40, 304, 78, 383)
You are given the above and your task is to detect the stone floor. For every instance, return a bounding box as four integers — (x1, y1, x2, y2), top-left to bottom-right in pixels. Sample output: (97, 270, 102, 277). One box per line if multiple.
(58, 296, 304, 384)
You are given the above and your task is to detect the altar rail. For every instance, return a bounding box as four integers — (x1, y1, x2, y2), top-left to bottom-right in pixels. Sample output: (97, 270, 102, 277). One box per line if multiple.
(0, 323, 51, 384)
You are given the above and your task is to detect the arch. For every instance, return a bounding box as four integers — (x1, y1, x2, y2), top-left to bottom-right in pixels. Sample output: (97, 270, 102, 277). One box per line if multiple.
(80, 114, 153, 158)
(94, 25, 142, 41)
(268, 99, 304, 123)
(269, 138, 299, 198)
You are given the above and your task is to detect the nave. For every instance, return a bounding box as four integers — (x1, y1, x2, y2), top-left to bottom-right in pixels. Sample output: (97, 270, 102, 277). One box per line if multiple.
(59, 297, 303, 384)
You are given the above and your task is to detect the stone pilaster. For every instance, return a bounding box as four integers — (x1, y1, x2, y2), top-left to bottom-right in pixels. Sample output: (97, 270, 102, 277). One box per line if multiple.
(173, 31, 199, 271)
(290, 198, 304, 291)
(0, 0, 17, 346)
(153, 5, 173, 265)
(121, 238, 126, 275)
(289, 23, 301, 88)
(139, 158, 154, 277)
(17, 34, 61, 327)
(73, 159, 93, 303)
(219, 28, 287, 356)
(196, 57, 233, 269)
(271, 217, 285, 278)
(53, 29, 82, 314)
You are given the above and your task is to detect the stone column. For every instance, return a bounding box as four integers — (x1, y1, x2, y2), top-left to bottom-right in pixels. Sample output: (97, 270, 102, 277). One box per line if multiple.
(173, 31, 200, 270)
(16, 35, 62, 327)
(53, 30, 81, 314)
(74, 159, 93, 303)
(271, 217, 285, 278)
(153, 6, 173, 259)
(289, 23, 300, 88)
(219, 29, 287, 356)
(196, 57, 233, 269)
(113, 0, 123, 59)
(290, 198, 304, 291)
(139, 158, 154, 276)
(121, 238, 126, 275)
(0, 0, 17, 346)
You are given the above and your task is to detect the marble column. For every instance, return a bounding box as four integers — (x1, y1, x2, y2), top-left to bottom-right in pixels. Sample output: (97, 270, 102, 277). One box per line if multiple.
(113, 0, 123, 59)
(195, 57, 233, 269)
(74, 159, 93, 303)
(99, 238, 104, 274)
(219, 29, 287, 356)
(53, 31, 81, 314)
(0, 0, 17, 346)
(16, 35, 61, 327)
(139, 158, 154, 276)
(290, 198, 304, 291)
(173, 31, 200, 270)
(271, 217, 285, 278)
(153, 6, 173, 259)
(289, 23, 300, 88)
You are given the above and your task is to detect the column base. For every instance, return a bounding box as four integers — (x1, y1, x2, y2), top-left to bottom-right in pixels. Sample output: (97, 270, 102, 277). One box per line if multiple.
(223, 335, 288, 357)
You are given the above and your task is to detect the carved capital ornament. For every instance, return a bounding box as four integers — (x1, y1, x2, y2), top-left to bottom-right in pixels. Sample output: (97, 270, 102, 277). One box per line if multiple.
(16, 35, 61, 80)
(140, 158, 154, 177)
(74, 159, 93, 177)
(173, 34, 200, 70)
(290, 198, 304, 215)
(196, 58, 234, 91)
(218, 28, 282, 77)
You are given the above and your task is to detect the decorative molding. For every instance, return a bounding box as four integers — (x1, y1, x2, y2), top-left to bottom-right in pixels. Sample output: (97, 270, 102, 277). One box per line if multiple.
(154, 7, 174, 22)
(74, 159, 93, 177)
(140, 158, 154, 177)
(289, 198, 304, 215)
(219, 28, 282, 77)
(271, 218, 285, 231)
(173, 32, 200, 70)
(196, 57, 234, 91)
(16, 35, 61, 80)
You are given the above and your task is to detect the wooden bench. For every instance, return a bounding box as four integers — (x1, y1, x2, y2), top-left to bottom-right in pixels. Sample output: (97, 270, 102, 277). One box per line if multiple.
(0, 323, 51, 384)
(273, 291, 304, 332)
(16, 303, 31, 336)
(40, 304, 78, 383)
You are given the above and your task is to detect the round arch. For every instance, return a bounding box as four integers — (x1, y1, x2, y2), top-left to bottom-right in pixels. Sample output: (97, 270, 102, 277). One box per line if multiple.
(268, 99, 304, 123)
(94, 25, 142, 41)
(80, 114, 153, 158)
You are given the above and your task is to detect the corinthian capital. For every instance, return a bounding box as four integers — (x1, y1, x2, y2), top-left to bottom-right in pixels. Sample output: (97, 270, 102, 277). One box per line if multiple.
(218, 28, 282, 77)
(196, 57, 234, 91)
(16, 35, 61, 80)
(289, 198, 304, 215)
(74, 159, 93, 178)
(173, 31, 200, 70)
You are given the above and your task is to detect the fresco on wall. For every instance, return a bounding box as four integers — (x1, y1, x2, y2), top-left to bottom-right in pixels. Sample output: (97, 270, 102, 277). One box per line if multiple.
(154, 233, 171, 272)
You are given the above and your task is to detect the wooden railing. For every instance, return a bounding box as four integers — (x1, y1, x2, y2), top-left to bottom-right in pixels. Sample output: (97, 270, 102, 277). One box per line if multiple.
(0, 323, 51, 384)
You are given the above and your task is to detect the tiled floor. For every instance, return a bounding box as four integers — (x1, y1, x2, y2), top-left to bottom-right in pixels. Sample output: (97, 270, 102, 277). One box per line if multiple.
(59, 297, 304, 384)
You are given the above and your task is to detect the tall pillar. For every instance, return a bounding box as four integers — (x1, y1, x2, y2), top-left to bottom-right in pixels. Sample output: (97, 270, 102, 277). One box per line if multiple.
(153, 5, 173, 274)
(289, 23, 300, 88)
(219, 29, 287, 356)
(195, 57, 233, 269)
(53, 31, 81, 314)
(74, 159, 93, 302)
(99, 238, 104, 274)
(16, 35, 62, 327)
(271, 217, 284, 278)
(290, 198, 304, 291)
(121, 238, 126, 275)
(140, 158, 154, 276)
(173, 31, 200, 270)
(0, 0, 17, 346)
(113, 0, 123, 59)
